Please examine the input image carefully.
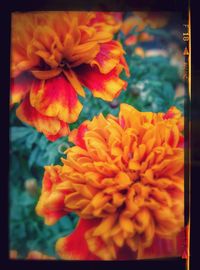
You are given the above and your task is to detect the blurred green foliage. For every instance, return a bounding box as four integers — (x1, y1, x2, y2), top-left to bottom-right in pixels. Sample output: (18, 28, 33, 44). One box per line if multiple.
(122, 54, 185, 113)
(9, 12, 186, 259)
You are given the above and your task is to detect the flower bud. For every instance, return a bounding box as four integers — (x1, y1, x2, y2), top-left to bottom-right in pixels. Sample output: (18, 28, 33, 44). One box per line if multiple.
(9, 250, 18, 259)
(25, 178, 38, 196)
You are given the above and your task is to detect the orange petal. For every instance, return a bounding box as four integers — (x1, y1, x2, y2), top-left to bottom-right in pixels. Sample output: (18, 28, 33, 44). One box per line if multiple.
(90, 41, 126, 74)
(29, 75, 83, 123)
(121, 16, 144, 35)
(139, 232, 184, 259)
(10, 73, 33, 107)
(178, 134, 184, 148)
(163, 106, 182, 120)
(16, 93, 69, 141)
(138, 32, 154, 42)
(89, 12, 122, 34)
(76, 65, 127, 102)
(68, 123, 88, 149)
(63, 69, 85, 97)
(119, 55, 130, 77)
(36, 165, 68, 225)
(125, 35, 138, 46)
(31, 68, 62, 80)
(119, 103, 140, 129)
(56, 218, 100, 260)
(36, 202, 66, 226)
(46, 120, 70, 142)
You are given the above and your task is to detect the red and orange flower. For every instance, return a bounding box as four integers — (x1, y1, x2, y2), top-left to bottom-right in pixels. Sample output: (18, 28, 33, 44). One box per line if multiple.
(36, 103, 184, 260)
(11, 11, 129, 141)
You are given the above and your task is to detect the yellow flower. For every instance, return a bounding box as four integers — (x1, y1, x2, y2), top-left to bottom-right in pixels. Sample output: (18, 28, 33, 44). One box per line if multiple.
(11, 11, 129, 141)
(36, 104, 184, 260)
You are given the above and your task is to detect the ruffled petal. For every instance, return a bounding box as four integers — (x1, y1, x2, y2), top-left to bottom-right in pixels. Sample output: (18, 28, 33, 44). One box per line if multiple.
(76, 65, 127, 102)
(85, 219, 119, 260)
(11, 13, 40, 77)
(88, 12, 122, 34)
(29, 75, 83, 123)
(63, 69, 85, 97)
(31, 68, 62, 80)
(119, 103, 140, 129)
(139, 231, 184, 259)
(56, 218, 100, 260)
(46, 121, 69, 141)
(89, 41, 127, 74)
(10, 73, 33, 107)
(16, 93, 69, 141)
(163, 106, 182, 120)
(68, 123, 88, 149)
(35, 165, 68, 225)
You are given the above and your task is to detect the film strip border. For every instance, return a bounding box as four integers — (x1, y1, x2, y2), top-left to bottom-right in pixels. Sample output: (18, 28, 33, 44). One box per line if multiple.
(182, 4, 190, 270)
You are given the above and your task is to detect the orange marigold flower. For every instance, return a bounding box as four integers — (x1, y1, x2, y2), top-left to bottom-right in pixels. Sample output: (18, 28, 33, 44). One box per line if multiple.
(36, 104, 184, 260)
(11, 11, 129, 141)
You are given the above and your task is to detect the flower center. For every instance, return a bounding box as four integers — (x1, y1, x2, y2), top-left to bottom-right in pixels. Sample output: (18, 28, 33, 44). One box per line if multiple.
(59, 58, 71, 69)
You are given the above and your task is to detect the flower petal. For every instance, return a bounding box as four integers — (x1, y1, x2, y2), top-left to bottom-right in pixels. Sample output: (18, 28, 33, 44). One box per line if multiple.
(31, 68, 62, 80)
(35, 165, 68, 225)
(56, 218, 100, 260)
(63, 69, 85, 97)
(89, 12, 122, 34)
(139, 231, 184, 259)
(10, 73, 33, 107)
(29, 75, 83, 123)
(121, 16, 145, 35)
(76, 65, 127, 102)
(119, 103, 140, 129)
(125, 35, 137, 46)
(68, 123, 88, 149)
(16, 93, 69, 141)
(89, 41, 126, 74)
(46, 121, 69, 141)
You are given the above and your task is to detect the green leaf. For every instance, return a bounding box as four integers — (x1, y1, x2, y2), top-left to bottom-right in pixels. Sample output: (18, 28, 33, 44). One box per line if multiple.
(25, 131, 39, 149)
(28, 147, 41, 168)
(162, 82, 175, 102)
(10, 127, 31, 142)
